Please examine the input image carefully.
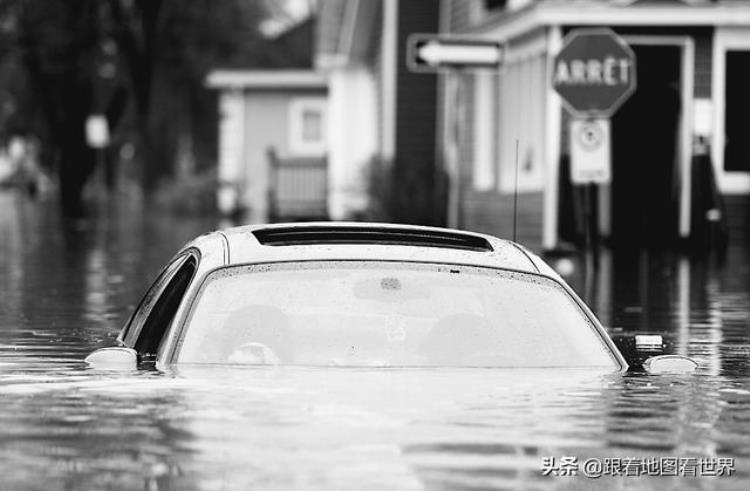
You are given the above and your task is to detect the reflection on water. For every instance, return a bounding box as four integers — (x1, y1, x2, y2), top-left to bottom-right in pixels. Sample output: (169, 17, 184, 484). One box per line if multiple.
(1, 191, 749, 489)
(558, 247, 750, 378)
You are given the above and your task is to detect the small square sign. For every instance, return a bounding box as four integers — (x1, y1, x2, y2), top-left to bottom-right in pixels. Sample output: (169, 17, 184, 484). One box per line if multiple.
(570, 118, 611, 184)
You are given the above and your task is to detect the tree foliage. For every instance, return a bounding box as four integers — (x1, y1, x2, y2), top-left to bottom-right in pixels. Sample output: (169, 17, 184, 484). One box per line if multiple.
(0, 0, 272, 215)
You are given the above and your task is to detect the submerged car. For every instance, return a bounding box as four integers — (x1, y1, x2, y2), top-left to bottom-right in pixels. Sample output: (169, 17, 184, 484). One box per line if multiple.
(87, 222, 630, 371)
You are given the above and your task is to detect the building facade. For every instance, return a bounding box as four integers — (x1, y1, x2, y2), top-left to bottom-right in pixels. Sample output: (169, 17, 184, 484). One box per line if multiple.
(206, 70, 328, 221)
(316, 0, 442, 223)
(442, 0, 750, 251)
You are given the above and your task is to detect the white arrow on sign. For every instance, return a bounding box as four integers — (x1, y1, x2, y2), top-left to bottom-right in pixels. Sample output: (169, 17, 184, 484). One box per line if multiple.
(418, 41, 502, 67)
(407, 35, 504, 72)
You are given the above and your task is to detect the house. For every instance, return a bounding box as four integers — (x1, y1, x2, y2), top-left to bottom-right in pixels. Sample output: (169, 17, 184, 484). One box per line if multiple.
(315, 0, 443, 223)
(206, 18, 329, 222)
(441, 0, 750, 251)
(318, 0, 750, 251)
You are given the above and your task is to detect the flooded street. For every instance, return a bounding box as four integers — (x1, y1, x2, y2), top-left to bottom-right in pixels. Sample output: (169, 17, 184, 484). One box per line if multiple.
(1, 191, 749, 490)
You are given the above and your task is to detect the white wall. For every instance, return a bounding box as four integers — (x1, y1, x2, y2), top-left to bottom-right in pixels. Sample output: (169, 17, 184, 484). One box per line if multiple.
(216, 87, 329, 222)
(497, 52, 546, 194)
(472, 72, 496, 191)
(327, 65, 378, 219)
(242, 93, 290, 222)
(217, 90, 245, 214)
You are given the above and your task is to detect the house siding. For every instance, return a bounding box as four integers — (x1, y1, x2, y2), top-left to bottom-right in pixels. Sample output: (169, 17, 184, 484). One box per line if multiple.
(392, 0, 442, 224)
(458, 73, 475, 179)
(395, 1, 440, 163)
(694, 30, 713, 98)
(462, 190, 545, 248)
(446, 0, 474, 32)
(316, 0, 348, 56)
(371, 3, 384, 162)
(458, 70, 544, 248)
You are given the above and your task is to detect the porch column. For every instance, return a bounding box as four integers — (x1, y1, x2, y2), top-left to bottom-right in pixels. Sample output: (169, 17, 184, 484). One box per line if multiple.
(543, 25, 563, 251)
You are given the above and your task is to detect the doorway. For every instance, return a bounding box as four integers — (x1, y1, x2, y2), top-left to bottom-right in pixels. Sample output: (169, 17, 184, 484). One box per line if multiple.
(610, 44, 682, 248)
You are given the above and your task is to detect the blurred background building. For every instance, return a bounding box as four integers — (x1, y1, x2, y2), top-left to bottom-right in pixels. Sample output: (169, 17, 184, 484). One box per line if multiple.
(3, 0, 750, 254)
(207, 17, 328, 222)
(312, 0, 750, 253)
(436, 0, 750, 253)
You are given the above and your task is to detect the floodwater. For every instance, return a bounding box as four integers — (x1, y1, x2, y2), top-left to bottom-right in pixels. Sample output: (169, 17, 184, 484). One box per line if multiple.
(1, 191, 749, 490)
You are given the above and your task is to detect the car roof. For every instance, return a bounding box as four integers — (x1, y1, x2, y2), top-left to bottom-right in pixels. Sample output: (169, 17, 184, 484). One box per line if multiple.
(184, 222, 554, 276)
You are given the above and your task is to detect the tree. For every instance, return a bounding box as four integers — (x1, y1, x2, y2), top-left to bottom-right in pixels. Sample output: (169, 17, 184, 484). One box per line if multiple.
(2, 0, 271, 216)
(122, 0, 271, 187)
(16, 0, 103, 216)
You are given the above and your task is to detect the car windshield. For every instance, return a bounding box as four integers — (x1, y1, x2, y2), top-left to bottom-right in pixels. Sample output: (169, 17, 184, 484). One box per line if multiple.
(176, 261, 618, 368)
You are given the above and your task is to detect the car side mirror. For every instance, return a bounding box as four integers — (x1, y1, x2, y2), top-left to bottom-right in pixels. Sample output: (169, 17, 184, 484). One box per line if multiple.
(643, 354, 698, 374)
(85, 347, 138, 370)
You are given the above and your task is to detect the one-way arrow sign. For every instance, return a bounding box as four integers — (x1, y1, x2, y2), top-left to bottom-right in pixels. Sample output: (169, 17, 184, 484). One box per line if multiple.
(407, 34, 503, 73)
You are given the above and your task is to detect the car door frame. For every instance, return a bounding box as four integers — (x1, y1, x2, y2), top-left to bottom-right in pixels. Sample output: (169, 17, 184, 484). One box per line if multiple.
(118, 248, 201, 357)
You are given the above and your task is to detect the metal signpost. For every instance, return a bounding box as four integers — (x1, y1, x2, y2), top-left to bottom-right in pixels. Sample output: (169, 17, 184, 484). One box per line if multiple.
(553, 28, 637, 251)
(406, 34, 504, 228)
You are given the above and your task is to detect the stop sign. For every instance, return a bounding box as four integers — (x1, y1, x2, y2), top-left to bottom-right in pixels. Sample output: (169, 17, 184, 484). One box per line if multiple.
(553, 28, 636, 118)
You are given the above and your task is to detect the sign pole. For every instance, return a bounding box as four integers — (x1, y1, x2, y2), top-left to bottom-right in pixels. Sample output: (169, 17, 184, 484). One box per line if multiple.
(553, 28, 636, 255)
(585, 182, 599, 253)
(582, 181, 597, 303)
(569, 116, 610, 256)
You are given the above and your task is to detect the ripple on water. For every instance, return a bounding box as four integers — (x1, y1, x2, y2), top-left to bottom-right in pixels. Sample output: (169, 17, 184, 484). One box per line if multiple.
(1, 195, 750, 488)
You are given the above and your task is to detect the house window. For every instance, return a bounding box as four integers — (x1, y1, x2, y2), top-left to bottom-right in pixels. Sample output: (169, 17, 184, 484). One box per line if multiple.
(484, 0, 507, 10)
(289, 98, 327, 156)
(301, 109, 323, 142)
(724, 50, 750, 172)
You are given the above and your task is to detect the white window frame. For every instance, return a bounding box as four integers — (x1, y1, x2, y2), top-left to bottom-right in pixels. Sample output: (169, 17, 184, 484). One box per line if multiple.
(288, 97, 327, 156)
(712, 27, 750, 194)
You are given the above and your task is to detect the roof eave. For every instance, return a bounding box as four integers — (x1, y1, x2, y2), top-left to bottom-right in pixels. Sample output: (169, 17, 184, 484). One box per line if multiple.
(466, 3, 750, 41)
(205, 69, 327, 90)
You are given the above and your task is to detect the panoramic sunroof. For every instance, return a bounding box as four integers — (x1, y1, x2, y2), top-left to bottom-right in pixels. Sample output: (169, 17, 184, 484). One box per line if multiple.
(252, 226, 493, 252)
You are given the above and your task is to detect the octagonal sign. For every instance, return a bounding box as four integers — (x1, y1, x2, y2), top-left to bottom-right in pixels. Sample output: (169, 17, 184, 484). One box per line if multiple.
(553, 28, 637, 118)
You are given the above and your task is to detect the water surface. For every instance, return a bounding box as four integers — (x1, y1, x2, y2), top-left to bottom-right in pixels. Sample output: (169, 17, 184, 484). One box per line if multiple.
(1, 192, 749, 490)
